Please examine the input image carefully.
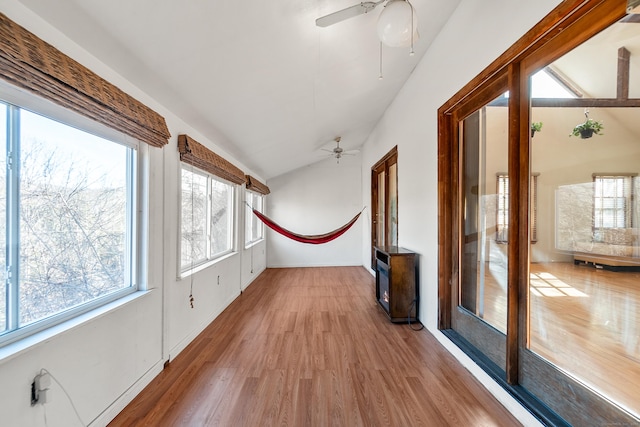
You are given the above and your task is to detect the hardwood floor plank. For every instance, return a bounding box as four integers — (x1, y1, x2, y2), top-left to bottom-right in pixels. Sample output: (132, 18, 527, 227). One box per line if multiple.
(109, 267, 521, 426)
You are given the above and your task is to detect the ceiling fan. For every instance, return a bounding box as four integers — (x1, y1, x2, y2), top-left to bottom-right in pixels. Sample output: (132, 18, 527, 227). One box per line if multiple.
(316, 0, 419, 49)
(321, 137, 360, 163)
(315, 1, 386, 28)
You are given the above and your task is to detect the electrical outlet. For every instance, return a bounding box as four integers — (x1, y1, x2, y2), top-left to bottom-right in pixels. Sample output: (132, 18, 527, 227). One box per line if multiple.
(38, 389, 49, 404)
(36, 373, 51, 390)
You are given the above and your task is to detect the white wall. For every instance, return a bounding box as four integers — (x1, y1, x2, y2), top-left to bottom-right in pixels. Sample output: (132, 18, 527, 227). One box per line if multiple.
(357, 0, 562, 424)
(266, 153, 362, 267)
(0, 2, 266, 426)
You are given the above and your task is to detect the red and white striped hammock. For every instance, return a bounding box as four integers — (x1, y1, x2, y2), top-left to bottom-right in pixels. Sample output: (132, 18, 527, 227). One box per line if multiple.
(249, 207, 364, 244)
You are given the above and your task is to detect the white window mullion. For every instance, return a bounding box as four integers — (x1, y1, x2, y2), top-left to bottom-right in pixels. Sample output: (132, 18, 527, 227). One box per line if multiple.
(125, 148, 137, 288)
(206, 177, 213, 260)
(6, 105, 20, 331)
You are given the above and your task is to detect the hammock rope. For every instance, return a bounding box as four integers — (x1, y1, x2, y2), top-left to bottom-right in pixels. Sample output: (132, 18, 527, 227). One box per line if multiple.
(248, 204, 364, 244)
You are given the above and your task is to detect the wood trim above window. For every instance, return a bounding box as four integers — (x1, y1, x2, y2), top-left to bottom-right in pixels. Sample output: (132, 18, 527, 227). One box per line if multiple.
(245, 175, 270, 195)
(178, 134, 246, 185)
(0, 13, 170, 148)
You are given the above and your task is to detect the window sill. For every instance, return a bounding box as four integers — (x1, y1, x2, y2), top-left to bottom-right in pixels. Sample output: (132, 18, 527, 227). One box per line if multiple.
(244, 238, 265, 250)
(179, 251, 238, 280)
(0, 290, 154, 365)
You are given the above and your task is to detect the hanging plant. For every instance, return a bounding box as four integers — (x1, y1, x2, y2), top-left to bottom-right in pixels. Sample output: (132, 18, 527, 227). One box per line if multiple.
(571, 110, 603, 139)
(571, 118, 604, 139)
(531, 122, 543, 138)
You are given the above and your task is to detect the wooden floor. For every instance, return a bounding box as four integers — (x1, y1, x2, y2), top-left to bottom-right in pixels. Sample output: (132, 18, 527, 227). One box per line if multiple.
(110, 267, 520, 426)
(479, 261, 640, 417)
(529, 262, 640, 417)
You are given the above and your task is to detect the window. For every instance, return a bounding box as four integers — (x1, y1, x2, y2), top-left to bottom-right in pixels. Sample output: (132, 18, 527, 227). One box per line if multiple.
(1, 99, 138, 343)
(496, 174, 509, 243)
(593, 174, 635, 234)
(180, 166, 235, 273)
(245, 191, 264, 246)
(496, 173, 538, 243)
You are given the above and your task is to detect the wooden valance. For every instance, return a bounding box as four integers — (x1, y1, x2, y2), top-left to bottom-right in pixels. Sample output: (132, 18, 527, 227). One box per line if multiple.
(178, 134, 246, 185)
(0, 13, 170, 148)
(245, 175, 270, 195)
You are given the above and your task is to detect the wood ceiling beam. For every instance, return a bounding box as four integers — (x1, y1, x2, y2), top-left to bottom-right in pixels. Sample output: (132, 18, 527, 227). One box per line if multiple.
(489, 97, 640, 107)
(617, 46, 630, 99)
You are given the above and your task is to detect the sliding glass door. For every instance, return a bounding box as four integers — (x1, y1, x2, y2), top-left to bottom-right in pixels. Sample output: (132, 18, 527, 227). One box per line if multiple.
(522, 12, 640, 423)
(451, 88, 510, 373)
(439, 1, 640, 424)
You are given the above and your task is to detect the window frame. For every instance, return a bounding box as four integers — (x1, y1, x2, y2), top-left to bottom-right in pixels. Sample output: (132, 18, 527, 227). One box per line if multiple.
(0, 84, 143, 348)
(244, 190, 264, 248)
(179, 164, 237, 277)
(371, 146, 398, 269)
(592, 174, 635, 236)
(496, 172, 539, 244)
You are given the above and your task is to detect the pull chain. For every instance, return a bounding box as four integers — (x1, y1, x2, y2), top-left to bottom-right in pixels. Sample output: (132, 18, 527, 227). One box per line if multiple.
(379, 42, 384, 80)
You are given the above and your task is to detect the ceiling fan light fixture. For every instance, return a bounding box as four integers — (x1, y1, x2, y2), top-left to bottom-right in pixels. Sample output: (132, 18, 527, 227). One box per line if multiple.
(377, 0, 419, 48)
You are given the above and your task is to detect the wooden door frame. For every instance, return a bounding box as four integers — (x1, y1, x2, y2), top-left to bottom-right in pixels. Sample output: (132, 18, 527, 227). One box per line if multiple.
(371, 146, 398, 268)
(438, 0, 637, 424)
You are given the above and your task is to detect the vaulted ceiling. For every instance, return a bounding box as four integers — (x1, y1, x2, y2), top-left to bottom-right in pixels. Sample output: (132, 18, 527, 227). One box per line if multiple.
(16, 0, 462, 179)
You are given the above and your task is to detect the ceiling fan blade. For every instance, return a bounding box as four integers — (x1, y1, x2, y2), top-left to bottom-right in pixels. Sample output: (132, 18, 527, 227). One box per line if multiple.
(316, 1, 384, 28)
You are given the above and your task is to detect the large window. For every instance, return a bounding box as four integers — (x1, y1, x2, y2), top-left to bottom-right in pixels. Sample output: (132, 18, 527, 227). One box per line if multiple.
(1, 99, 138, 344)
(496, 173, 538, 243)
(180, 166, 235, 273)
(245, 191, 264, 246)
(593, 174, 635, 232)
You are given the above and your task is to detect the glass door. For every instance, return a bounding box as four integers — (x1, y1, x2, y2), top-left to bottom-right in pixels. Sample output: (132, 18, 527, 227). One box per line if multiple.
(522, 14, 640, 424)
(439, 1, 640, 424)
(371, 147, 398, 267)
(449, 77, 510, 374)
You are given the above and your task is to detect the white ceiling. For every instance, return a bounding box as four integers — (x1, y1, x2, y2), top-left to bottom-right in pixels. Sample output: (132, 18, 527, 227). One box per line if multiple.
(16, 0, 461, 179)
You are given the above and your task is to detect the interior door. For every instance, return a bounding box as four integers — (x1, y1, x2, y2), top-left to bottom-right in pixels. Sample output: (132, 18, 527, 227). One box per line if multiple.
(371, 147, 398, 268)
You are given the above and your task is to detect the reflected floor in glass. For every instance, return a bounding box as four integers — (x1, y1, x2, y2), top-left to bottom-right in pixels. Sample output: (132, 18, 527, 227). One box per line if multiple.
(480, 261, 639, 416)
(529, 262, 640, 418)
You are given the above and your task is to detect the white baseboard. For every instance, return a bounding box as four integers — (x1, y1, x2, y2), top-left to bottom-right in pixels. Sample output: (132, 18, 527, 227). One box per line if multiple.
(89, 359, 165, 427)
(266, 262, 363, 268)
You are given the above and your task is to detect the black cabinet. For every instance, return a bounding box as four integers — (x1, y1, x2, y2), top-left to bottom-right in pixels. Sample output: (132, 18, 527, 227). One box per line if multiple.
(375, 246, 418, 323)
